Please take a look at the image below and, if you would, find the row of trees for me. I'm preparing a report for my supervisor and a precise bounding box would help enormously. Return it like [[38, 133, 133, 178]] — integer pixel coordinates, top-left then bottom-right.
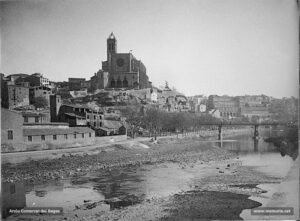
[[121, 105, 222, 139]]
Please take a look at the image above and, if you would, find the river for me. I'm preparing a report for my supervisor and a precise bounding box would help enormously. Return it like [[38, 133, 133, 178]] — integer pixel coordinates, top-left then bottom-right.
[[3, 128, 298, 220]]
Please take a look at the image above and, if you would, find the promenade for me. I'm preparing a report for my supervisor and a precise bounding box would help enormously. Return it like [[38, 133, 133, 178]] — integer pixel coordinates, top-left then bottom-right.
[[1, 128, 251, 164]]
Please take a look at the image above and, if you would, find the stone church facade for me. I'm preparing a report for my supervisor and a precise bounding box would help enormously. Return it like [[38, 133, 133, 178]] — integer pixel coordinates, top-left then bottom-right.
[[91, 33, 150, 91]]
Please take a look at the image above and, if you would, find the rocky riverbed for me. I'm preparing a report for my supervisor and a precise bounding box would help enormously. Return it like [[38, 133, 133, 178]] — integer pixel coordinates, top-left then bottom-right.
[[3, 135, 285, 221], [2, 136, 234, 184]]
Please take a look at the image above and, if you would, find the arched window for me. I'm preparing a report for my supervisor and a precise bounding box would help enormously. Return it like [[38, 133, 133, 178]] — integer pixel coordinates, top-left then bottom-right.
[[111, 78, 115, 88], [123, 77, 128, 87], [117, 77, 122, 88]]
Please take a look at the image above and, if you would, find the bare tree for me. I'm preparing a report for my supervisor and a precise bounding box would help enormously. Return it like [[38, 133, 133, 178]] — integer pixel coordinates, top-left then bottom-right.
[[121, 105, 144, 138], [34, 96, 48, 109]]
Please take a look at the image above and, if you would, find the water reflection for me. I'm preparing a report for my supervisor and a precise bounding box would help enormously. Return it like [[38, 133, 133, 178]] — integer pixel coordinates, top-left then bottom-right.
[[3, 130, 298, 219], [25, 179, 104, 213], [254, 139, 258, 152], [218, 134, 296, 178], [89, 167, 146, 199], [2, 182, 26, 219]]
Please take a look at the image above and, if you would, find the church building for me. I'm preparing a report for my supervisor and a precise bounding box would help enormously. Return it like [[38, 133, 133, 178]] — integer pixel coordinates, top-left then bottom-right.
[[91, 33, 150, 91]]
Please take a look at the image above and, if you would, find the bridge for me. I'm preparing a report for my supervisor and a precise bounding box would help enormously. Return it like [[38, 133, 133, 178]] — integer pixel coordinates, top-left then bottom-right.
[[196, 122, 292, 140]]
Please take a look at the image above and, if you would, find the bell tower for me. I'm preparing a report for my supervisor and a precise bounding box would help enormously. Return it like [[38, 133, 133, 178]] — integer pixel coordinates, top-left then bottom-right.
[[107, 32, 117, 58], [107, 32, 117, 72]]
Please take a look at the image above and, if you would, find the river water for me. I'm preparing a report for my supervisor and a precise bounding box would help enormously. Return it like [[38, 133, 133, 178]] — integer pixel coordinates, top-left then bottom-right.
[[4, 128, 298, 219]]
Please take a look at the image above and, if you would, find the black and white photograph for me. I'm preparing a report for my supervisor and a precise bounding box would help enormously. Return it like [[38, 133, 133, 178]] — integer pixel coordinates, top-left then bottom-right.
[[0, 0, 299, 220]]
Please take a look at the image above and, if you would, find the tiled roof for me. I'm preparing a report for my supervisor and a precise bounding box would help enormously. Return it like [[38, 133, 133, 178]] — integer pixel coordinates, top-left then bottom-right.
[[97, 127, 113, 132], [23, 122, 68, 126], [64, 113, 86, 118], [22, 111, 48, 117], [63, 103, 90, 109], [62, 103, 103, 112], [23, 126, 94, 136]]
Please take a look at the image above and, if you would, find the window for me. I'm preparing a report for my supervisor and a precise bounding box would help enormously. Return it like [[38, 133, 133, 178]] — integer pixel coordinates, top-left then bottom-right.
[[28, 136, 32, 142], [35, 117, 39, 123], [74, 133, 76, 139], [89, 133, 91, 137], [87, 115, 90, 119], [24, 116, 28, 122], [8, 130, 13, 140], [64, 134, 68, 139], [41, 135, 45, 141], [94, 122, 96, 127], [82, 133, 84, 138], [94, 115, 96, 120], [53, 135, 57, 140]]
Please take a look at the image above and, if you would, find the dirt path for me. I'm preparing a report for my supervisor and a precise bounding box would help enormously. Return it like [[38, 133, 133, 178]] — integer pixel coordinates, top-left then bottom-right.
[[1, 128, 251, 164]]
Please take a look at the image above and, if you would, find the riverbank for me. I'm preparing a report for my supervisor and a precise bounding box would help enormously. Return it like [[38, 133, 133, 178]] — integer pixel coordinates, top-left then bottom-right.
[[78, 160, 280, 221], [2, 128, 251, 165], [4, 129, 290, 221], [5, 157, 279, 221], [2, 136, 234, 184], [3, 133, 285, 221], [240, 156, 299, 220]]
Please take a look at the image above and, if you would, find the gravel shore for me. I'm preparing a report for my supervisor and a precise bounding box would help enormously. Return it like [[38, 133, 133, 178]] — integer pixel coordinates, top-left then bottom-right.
[[2, 136, 233, 184], [3, 133, 282, 221]]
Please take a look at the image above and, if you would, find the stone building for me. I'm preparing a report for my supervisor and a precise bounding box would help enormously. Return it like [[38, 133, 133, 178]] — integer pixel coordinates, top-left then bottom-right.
[[6, 73, 30, 85], [2, 182, 26, 218], [90, 70, 109, 92], [7, 85, 30, 108], [29, 86, 52, 106], [91, 33, 150, 91], [15, 73, 49, 88], [1, 108, 25, 152], [33, 73, 50, 87], [1, 108, 95, 152], [50, 95, 104, 128], [207, 95, 239, 118], [22, 111, 50, 123], [236, 95, 270, 119], [68, 78, 86, 91], [23, 124, 95, 151]]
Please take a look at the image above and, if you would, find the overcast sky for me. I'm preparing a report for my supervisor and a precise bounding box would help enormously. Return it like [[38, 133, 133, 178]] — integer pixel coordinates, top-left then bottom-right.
[[1, 0, 299, 98]]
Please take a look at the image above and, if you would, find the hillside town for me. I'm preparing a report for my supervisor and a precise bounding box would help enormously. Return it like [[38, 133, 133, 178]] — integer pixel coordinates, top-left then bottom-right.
[[1, 0, 300, 218], [1, 33, 298, 153]]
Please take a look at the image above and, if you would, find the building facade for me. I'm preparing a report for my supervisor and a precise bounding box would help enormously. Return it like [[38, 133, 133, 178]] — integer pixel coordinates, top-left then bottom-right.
[[7, 85, 30, 108], [14, 73, 49, 88], [68, 78, 86, 91], [100, 33, 150, 90], [1, 108, 95, 152], [90, 70, 109, 92], [22, 111, 50, 124], [1, 108, 24, 152], [2, 182, 26, 218], [29, 86, 52, 106], [207, 95, 239, 118]]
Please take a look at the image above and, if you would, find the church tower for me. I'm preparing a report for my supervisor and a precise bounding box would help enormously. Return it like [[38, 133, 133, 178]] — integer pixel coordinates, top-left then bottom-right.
[[107, 32, 117, 58], [107, 32, 117, 73]]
